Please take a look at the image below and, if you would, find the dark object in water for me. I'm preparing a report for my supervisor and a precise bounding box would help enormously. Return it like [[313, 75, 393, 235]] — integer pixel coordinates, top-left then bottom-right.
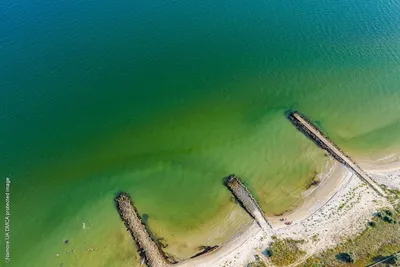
[[190, 245, 219, 258], [64, 240, 69, 244]]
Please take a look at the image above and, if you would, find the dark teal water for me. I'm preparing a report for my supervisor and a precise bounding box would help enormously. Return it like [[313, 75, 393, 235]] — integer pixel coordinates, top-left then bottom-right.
[[1, 1, 400, 266]]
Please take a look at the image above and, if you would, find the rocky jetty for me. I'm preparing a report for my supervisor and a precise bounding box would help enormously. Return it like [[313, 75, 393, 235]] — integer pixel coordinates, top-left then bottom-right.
[[225, 175, 272, 232], [115, 192, 171, 267], [287, 111, 386, 197]]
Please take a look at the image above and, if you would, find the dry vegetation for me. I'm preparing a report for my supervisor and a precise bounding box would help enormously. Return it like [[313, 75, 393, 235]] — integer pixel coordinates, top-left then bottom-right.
[[267, 237, 306, 266], [300, 206, 400, 267], [246, 261, 267, 267]]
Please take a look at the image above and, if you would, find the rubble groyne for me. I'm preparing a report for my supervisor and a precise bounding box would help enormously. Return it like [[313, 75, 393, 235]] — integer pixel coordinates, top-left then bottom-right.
[[225, 175, 273, 232], [115, 192, 172, 267], [287, 111, 386, 197]]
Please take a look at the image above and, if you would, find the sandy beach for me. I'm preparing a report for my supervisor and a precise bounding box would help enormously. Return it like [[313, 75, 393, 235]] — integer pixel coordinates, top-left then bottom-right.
[[173, 154, 400, 267]]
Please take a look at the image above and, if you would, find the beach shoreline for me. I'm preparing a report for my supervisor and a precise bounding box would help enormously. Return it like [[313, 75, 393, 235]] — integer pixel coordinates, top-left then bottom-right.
[[170, 152, 400, 267]]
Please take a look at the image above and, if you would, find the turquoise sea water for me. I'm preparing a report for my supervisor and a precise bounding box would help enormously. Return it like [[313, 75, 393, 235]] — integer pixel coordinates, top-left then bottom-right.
[[1, 0, 400, 266]]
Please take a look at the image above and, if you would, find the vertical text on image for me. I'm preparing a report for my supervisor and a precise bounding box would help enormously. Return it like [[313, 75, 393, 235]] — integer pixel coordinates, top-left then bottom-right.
[[5, 177, 11, 264]]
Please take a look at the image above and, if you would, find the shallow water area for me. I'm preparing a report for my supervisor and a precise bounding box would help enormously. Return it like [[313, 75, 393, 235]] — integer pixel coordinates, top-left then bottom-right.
[[1, 0, 400, 265]]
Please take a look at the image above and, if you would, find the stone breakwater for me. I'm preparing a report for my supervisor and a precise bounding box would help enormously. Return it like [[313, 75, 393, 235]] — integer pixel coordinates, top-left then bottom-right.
[[115, 192, 229, 267], [115, 192, 171, 267], [287, 111, 386, 197], [224, 175, 273, 232]]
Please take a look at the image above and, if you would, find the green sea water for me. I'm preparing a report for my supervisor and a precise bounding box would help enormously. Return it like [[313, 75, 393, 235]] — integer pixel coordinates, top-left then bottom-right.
[[1, 0, 400, 266]]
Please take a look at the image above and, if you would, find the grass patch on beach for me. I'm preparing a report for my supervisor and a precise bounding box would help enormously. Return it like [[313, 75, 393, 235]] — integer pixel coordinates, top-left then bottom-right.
[[267, 237, 306, 266], [246, 261, 267, 267], [301, 207, 400, 267]]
